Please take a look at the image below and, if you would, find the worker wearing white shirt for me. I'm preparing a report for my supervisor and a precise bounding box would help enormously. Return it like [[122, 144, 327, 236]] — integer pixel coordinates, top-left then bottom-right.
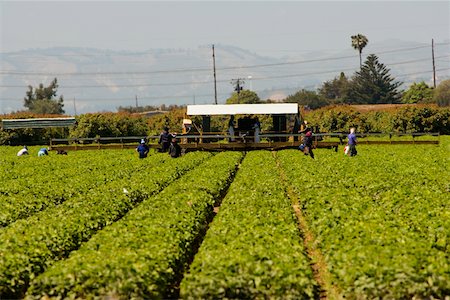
[[17, 146, 29, 156]]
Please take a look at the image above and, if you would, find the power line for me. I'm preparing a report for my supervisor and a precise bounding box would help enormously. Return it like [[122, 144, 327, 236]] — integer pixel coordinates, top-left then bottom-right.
[[1, 68, 449, 103], [395, 67, 450, 79], [1, 55, 448, 89]]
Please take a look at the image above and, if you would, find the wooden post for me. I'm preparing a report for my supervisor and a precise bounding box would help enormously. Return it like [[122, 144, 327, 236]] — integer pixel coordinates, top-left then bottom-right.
[[212, 45, 218, 105], [432, 39, 436, 88]]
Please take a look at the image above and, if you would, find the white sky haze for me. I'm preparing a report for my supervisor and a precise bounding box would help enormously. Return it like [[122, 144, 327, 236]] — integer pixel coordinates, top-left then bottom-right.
[[1, 1, 449, 55], [0, 1, 449, 113]]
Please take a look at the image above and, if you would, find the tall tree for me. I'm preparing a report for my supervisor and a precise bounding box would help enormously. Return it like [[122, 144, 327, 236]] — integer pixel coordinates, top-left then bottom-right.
[[24, 78, 65, 114], [351, 34, 369, 69], [348, 54, 402, 104], [284, 89, 329, 109], [318, 72, 351, 103]]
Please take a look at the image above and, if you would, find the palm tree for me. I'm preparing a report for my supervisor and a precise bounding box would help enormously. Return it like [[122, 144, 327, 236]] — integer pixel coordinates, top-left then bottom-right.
[[351, 34, 369, 69]]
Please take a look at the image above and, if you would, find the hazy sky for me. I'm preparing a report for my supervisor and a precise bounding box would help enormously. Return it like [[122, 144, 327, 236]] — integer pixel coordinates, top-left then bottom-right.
[[1, 1, 449, 56]]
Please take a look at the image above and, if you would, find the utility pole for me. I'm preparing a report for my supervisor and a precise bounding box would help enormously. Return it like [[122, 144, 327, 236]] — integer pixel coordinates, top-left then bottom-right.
[[73, 98, 77, 116], [230, 78, 245, 102], [432, 39, 436, 88], [212, 44, 218, 104], [231, 78, 244, 94], [135, 95, 139, 109]]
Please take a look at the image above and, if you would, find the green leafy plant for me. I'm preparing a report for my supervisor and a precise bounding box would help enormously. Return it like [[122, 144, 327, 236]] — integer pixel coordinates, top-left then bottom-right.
[[180, 151, 318, 299], [26, 152, 243, 299], [277, 144, 450, 298], [0, 150, 165, 227], [0, 151, 210, 298]]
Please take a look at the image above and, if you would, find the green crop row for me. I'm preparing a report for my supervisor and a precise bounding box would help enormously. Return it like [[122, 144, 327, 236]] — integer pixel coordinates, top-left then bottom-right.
[[0, 147, 127, 181], [25, 151, 243, 299], [0, 148, 156, 189], [0, 149, 132, 196], [277, 145, 450, 298], [0, 151, 211, 298], [0, 148, 158, 185], [180, 151, 318, 299], [0, 151, 169, 227]]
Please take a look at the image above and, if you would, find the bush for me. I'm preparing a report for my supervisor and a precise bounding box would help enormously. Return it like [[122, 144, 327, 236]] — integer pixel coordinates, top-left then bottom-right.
[[433, 79, 450, 107], [306, 105, 450, 134], [69, 112, 148, 138]]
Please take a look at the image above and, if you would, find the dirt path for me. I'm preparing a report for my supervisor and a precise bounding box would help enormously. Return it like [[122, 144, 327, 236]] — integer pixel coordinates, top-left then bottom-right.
[[273, 151, 341, 300]]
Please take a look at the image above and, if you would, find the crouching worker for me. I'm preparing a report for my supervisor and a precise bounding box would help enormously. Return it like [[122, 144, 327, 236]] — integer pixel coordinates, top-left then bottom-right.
[[38, 148, 49, 157], [169, 137, 181, 158], [136, 139, 149, 159], [302, 130, 315, 159], [299, 121, 314, 159], [17, 146, 29, 156]]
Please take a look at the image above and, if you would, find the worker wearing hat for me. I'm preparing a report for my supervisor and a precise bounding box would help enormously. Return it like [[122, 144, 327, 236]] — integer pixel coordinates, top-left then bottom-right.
[[136, 138, 149, 159]]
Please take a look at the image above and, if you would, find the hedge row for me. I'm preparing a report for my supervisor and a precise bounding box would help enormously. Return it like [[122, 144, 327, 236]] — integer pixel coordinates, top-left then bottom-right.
[[0, 151, 210, 298], [180, 151, 318, 299], [26, 151, 243, 299], [0, 150, 165, 227], [306, 105, 450, 134], [277, 146, 450, 298], [2, 105, 449, 145], [0, 112, 149, 145]]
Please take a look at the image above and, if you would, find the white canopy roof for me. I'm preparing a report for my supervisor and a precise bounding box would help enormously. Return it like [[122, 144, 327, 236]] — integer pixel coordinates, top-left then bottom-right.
[[2, 117, 76, 129], [187, 104, 298, 116]]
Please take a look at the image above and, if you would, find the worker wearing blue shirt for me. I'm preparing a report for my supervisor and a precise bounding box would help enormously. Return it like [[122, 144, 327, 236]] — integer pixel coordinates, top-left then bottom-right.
[[347, 127, 357, 156], [38, 148, 49, 156], [136, 139, 149, 159]]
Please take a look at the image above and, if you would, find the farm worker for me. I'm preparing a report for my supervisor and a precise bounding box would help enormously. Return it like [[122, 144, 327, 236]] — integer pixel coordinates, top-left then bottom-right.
[[17, 146, 29, 156], [158, 126, 172, 153], [168, 136, 182, 158], [228, 115, 236, 142], [299, 121, 315, 159], [347, 127, 358, 156], [136, 139, 150, 159], [56, 149, 68, 155], [252, 117, 261, 143], [37, 148, 49, 157]]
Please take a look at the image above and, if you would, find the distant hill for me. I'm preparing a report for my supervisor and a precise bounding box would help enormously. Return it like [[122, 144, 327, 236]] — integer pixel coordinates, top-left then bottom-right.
[[1, 40, 448, 114]]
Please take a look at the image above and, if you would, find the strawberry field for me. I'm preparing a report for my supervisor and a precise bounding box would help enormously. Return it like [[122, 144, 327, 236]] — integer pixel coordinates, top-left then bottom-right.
[[0, 140, 448, 299]]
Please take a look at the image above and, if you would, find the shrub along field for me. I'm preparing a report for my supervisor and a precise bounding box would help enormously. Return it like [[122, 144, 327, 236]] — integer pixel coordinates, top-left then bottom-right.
[[1, 105, 449, 146], [0, 139, 448, 299]]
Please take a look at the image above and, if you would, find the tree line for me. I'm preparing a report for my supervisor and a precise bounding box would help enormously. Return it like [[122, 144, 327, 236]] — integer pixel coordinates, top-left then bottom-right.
[[1, 105, 449, 146]]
